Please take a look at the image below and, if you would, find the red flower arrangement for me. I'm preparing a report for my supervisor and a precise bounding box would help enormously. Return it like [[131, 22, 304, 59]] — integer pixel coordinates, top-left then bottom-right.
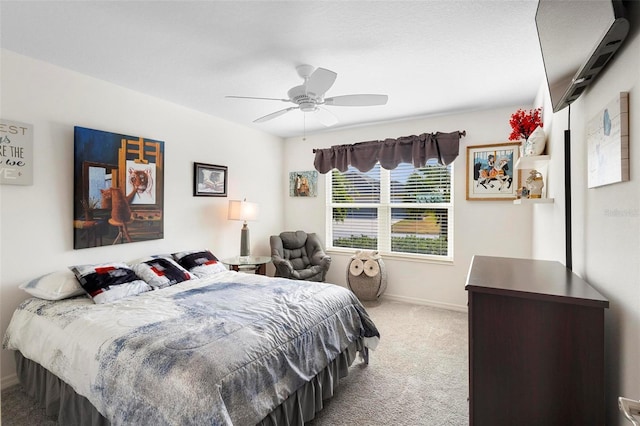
[[508, 107, 543, 141]]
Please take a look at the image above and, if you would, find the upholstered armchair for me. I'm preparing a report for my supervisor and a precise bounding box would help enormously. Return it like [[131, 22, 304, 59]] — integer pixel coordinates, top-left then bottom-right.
[[270, 231, 331, 282]]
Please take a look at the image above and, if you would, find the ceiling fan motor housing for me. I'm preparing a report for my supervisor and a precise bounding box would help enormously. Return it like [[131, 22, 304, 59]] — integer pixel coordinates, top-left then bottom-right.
[[287, 85, 318, 112]]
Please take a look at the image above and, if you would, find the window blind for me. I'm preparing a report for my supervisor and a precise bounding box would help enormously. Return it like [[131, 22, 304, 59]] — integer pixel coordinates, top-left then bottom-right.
[[329, 160, 453, 259]]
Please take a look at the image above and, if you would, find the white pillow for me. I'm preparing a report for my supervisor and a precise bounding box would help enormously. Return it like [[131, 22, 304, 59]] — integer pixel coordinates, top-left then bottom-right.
[[524, 126, 546, 156], [19, 270, 85, 301]]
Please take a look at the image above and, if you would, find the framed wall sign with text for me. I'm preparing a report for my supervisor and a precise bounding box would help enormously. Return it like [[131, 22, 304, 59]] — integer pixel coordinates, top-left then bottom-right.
[[0, 119, 33, 185]]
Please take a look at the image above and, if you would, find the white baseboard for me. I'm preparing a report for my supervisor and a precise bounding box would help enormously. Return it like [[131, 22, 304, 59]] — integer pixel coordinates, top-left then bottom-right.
[[381, 293, 468, 313], [1, 373, 19, 390]]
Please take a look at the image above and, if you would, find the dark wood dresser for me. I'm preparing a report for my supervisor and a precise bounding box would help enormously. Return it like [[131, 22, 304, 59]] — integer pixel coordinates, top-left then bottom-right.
[[466, 255, 609, 426]]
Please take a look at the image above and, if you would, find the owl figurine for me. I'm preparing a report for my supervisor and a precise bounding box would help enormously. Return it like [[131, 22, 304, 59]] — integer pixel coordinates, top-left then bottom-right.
[[346, 250, 387, 301]]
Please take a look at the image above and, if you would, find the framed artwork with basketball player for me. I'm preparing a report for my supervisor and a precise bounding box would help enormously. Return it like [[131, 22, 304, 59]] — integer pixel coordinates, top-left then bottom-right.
[[73, 127, 165, 249], [193, 162, 227, 197], [466, 142, 520, 201]]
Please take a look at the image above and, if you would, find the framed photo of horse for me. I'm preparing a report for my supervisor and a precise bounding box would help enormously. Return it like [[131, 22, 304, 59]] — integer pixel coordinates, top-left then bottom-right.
[[289, 170, 318, 197], [466, 142, 520, 201], [193, 162, 227, 197]]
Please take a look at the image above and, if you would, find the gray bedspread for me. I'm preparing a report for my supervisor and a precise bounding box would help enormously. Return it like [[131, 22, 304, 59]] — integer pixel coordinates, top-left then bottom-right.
[[3, 271, 379, 425]]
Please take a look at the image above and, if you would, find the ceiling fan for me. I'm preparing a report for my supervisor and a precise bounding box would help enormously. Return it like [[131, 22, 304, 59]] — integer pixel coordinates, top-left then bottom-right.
[[226, 64, 388, 127]]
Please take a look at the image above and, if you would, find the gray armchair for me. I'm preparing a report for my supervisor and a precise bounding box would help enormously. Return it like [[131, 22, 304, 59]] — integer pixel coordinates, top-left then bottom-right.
[[270, 231, 331, 282]]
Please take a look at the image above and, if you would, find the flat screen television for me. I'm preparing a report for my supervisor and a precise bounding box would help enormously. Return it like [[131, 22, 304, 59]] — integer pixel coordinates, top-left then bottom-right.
[[536, 0, 629, 112]]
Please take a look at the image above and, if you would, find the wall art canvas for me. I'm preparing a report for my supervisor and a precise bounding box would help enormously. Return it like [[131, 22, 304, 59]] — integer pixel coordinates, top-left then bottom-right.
[[587, 92, 629, 188], [466, 142, 520, 201], [289, 170, 318, 197], [73, 126, 164, 249], [0, 118, 33, 185]]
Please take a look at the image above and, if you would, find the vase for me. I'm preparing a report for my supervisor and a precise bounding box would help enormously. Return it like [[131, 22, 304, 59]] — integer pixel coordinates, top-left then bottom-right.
[[523, 126, 546, 156], [525, 170, 544, 198]]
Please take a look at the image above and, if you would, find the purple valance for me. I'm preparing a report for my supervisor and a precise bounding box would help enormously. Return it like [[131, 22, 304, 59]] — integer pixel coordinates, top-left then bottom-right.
[[313, 131, 465, 173]]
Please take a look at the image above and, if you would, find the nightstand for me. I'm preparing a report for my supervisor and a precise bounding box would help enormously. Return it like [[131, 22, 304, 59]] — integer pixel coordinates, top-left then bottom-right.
[[221, 256, 271, 275]]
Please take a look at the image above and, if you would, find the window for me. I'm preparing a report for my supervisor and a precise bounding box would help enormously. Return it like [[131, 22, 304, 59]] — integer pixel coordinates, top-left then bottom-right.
[[327, 160, 453, 261]]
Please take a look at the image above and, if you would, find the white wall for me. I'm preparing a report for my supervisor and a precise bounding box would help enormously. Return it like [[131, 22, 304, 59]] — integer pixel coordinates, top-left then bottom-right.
[[0, 49, 284, 388], [282, 107, 534, 310], [532, 3, 640, 424]]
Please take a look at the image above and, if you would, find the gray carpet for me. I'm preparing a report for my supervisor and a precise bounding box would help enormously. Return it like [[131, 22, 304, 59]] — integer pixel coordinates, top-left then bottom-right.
[[1, 300, 468, 425]]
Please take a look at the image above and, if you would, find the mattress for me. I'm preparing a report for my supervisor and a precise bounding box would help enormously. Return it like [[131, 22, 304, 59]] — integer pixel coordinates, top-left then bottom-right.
[[3, 271, 379, 425]]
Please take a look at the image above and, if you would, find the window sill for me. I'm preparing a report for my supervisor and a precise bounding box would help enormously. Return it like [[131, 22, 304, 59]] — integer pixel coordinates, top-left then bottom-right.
[[326, 247, 454, 265]]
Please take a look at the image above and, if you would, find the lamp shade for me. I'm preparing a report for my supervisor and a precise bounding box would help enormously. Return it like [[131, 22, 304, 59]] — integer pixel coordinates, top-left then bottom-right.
[[228, 200, 258, 222]]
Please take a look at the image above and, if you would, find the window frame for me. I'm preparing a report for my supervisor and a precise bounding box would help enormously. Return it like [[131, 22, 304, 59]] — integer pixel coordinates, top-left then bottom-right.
[[325, 162, 454, 263]]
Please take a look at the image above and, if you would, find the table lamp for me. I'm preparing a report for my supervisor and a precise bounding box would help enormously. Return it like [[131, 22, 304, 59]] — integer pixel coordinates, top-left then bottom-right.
[[227, 199, 258, 257]]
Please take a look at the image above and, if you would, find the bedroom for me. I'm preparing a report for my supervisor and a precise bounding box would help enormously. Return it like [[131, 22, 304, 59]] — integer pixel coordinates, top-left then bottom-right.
[[1, 1, 639, 425]]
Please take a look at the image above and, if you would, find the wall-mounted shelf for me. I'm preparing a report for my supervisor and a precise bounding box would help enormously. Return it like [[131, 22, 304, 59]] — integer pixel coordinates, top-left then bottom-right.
[[515, 155, 550, 170], [513, 198, 554, 205], [515, 155, 551, 199]]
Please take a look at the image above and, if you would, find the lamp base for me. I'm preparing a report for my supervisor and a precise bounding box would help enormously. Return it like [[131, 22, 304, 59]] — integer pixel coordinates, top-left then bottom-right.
[[240, 223, 250, 257]]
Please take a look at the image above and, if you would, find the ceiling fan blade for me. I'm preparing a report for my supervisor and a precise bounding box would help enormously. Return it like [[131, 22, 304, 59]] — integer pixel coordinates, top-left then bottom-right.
[[314, 107, 339, 127], [305, 67, 337, 98], [324, 94, 388, 107], [253, 107, 298, 123], [226, 95, 290, 102]]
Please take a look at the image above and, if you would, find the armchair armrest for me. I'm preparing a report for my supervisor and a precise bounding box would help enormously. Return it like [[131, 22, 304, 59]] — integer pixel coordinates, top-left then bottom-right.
[[310, 251, 331, 268], [271, 254, 295, 277], [307, 233, 331, 268]]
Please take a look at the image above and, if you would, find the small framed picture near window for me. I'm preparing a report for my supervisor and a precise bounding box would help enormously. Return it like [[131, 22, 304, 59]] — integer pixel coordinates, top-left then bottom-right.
[[289, 170, 318, 197], [466, 142, 520, 201], [193, 162, 227, 197]]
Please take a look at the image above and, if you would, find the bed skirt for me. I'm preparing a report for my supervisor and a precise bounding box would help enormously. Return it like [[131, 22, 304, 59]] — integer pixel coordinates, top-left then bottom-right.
[[14, 339, 365, 425]]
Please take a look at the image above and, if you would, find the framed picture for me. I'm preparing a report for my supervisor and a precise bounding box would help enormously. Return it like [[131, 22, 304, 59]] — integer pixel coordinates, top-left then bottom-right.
[[289, 170, 318, 197], [193, 162, 227, 197], [466, 142, 520, 201]]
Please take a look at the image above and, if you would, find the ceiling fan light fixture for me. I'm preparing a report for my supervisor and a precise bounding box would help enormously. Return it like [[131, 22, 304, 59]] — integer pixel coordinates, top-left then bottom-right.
[[299, 102, 317, 112]]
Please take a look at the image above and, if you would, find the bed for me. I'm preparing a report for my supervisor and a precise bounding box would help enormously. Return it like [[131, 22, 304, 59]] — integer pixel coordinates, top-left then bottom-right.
[[2, 251, 380, 425]]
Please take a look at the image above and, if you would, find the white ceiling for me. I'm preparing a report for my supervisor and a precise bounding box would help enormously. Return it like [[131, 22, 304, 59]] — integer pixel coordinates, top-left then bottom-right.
[[0, 0, 545, 138]]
